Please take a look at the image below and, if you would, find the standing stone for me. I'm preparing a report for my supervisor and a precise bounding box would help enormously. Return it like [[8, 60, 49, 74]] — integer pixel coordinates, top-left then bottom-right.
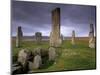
[[50, 8, 61, 47], [71, 30, 75, 45], [89, 24, 95, 48], [35, 32, 42, 44], [60, 34, 63, 44], [48, 47, 56, 61], [16, 26, 23, 47], [33, 54, 42, 69]]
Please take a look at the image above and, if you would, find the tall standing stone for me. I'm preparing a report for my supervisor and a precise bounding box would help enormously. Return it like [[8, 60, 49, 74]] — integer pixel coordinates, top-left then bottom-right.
[[16, 26, 23, 47], [89, 24, 95, 48], [50, 8, 61, 47], [35, 32, 42, 44], [71, 30, 75, 45]]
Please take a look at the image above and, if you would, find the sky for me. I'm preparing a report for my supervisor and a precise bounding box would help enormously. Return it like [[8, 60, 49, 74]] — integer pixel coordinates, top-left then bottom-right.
[[11, 0, 96, 37]]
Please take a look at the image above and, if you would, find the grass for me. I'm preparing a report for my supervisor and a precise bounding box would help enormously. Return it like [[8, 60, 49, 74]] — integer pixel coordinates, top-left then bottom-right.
[[12, 39, 96, 73]]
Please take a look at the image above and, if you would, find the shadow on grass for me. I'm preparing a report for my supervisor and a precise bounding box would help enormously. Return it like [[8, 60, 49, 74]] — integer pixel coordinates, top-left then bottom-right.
[[41, 61, 54, 69], [40, 55, 54, 69]]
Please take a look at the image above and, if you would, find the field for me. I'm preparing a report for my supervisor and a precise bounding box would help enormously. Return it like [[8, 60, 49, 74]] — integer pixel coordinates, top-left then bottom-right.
[[12, 38, 96, 73]]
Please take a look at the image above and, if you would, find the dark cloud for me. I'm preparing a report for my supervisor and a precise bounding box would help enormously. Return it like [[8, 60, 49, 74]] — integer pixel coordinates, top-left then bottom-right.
[[11, 1, 96, 37]]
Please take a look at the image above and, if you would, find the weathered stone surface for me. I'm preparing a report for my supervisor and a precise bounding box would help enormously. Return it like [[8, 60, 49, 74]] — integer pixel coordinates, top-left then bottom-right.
[[16, 26, 23, 47], [33, 54, 42, 69], [89, 24, 95, 48], [50, 32, 53, 46], [89, 36, 95, 48], [18, 49, 28, 67], [89, 41, 95, 48], [48, 47, 56, 61], [50, 8, 61, 47], [35, 32, 42, 44], [71, 30, 75, 45], [57, 38, 62, 47], [17, 49, 34, 72], [33, 47, 41, 56]]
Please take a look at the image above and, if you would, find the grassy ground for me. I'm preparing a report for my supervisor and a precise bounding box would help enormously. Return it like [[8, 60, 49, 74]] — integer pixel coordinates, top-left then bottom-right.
[[12, 39, 96, 73]]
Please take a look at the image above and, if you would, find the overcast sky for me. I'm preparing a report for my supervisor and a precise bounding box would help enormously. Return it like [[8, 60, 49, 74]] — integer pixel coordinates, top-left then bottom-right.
[[11, 1, 96, 37]]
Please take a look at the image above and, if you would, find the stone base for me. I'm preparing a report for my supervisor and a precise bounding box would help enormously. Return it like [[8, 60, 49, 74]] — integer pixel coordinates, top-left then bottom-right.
[[50, 38, 62, 47], [55, 38, 62, 47], [89, 43, 95, 48]]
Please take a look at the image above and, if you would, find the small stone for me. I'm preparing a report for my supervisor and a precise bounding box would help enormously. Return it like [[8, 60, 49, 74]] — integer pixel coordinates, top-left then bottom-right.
[[48, 47, 56, 61], [33, 54, 42, 69], [17, 49, 29, 72], [18, 49, 28, 65]]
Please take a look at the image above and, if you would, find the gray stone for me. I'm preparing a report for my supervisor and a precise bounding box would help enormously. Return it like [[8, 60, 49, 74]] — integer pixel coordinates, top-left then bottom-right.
[[33, 54, 42, 69], [17, 49, 34, 71], [50, 32, 53, 46], [18, 49, 28, 72], [16, 26, 23, 47], [50, 8, 61, 47], [89, 24, 95, 48], [33, 47, 41, 56], [35, 32, 42, 44], [48, 47, 56, 61], [57, 38, 62, 47], [17, 49, 29, 67], [71, 30, 75, 45]]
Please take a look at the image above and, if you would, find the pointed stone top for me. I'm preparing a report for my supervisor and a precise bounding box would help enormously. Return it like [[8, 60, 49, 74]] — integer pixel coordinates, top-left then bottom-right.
[[18, 26, 21, 29], [90, 23, 94, 27], [72, 30, 75, 33], [56, 8, 60, 10], [52, 7, 60, 12]]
